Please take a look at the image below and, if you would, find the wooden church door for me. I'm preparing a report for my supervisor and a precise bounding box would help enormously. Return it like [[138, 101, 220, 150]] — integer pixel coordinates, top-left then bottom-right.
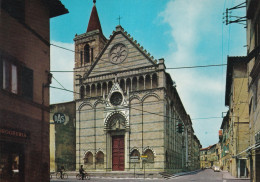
[[112, 135, 124, 171]]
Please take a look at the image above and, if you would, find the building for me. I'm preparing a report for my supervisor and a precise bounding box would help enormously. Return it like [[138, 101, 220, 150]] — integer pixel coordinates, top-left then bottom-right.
[[246, 0, 260, 181], [200, 144, 218, 169], [186, 118, 201, 171], [225, 56, 250, 178], [73, 1, 200, 174], [50, 101, 76, 172], [0, 1, 67, 181], [200, 147, 209, 169], [219, 113, 231, 171]]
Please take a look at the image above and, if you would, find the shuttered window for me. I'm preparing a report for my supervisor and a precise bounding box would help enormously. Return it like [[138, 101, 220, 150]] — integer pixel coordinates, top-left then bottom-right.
[[0, 58, 33, 100], [21, 66, 33, 100]]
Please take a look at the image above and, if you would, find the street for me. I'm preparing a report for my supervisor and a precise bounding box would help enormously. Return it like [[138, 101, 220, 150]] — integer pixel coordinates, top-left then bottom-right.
[[50, 169, 250, 182]]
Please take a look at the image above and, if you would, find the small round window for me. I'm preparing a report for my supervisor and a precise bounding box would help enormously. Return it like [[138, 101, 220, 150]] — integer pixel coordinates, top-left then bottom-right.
[[110, 92, 123, 106]]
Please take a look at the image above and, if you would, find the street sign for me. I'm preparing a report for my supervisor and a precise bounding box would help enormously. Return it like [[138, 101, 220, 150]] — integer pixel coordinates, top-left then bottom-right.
[[141, 155, 148, 161], [53, 113, 66, 124], [130, 156, 139, 162]]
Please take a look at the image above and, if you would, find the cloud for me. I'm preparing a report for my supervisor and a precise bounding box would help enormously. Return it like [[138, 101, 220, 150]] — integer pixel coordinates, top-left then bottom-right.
[[160, 0, 227, 147], [50, 41, 74, 104]]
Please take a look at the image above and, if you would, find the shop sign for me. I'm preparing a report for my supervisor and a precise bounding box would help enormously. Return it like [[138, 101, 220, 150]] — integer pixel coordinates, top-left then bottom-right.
[[53, 112, 66, 124], [255, 131, 260, 144], [0, 127, 29, 139]]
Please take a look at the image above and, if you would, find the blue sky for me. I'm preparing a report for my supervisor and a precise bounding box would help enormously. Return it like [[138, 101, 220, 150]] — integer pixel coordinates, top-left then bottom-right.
[[50, 0, 246, 148]]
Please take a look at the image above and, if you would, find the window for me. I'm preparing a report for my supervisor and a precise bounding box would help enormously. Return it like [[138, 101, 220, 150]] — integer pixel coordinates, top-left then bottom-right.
[[144, 149, 154, 163], [84, 44, 90, 64], [84, 152, 93, 164], [1, 0, 25, 22], [1, 58, 33, 100], [130, 149, 140, 162], [80, 86, 85, 99], [80, 51, 83, 66], [96, 151, 104, 164], [91, 48, 94, 62], [2, 60, 18, 94]]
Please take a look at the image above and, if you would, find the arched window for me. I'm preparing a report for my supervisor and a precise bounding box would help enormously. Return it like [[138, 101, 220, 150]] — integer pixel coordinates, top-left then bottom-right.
[[130, 149, 140, 159], [126, 78, 131, 92], [145, 75, 151, 89], [96, 151, 104, 164], [84, 152, 93, 164], [91, 84, 96, 97], [132, 77, 137, 91], [80, 51, 83, 66], [84, 44, 90, 64], [102, 82, 107, 96], [139, 76, 144, 90], [144, 149, 154, 163], [120, 79, 125, 92], [80, 86, 85, 99], [152, 73, 158, 88], [86, 85, 90, 97], [97, 83, 101, 96]]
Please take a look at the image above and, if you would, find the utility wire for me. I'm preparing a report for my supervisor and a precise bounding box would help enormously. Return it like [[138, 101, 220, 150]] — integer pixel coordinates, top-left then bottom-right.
[[52, 75, 67, 90], [50, 85, 223, 122], [50, 64, 227, 73]]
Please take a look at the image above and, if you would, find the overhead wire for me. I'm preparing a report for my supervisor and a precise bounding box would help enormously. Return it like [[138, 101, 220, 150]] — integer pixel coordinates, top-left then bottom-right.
[[50, 63, 227, 73], [50, 85, 223, 122], [50, 40, 226, 122], [50, 43, 227, 74]]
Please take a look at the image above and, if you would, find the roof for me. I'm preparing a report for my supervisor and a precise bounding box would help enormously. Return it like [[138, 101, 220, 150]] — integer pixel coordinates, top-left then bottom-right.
[[200, 144, 216, 151], [87, 4, 103, 34], [225, 56, 248, 106], [85, 25, 157, 78], [43, 0, 68, 18]]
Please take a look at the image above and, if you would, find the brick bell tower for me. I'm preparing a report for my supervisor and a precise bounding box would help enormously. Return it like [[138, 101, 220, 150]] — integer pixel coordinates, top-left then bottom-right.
[[73, 0, 107, 99]]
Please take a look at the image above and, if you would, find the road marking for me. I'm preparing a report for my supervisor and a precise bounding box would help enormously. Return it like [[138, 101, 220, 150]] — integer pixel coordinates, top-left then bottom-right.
[[223, 180, 226, 182]]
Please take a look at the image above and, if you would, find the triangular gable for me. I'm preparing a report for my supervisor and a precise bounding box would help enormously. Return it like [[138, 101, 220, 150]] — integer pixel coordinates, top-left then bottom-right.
[[86, 26, 157, 78], [105, 81, 127, 107]]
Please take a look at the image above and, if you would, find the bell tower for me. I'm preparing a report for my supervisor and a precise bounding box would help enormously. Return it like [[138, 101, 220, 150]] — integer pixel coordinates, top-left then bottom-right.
[[74, 0, 107, 69]]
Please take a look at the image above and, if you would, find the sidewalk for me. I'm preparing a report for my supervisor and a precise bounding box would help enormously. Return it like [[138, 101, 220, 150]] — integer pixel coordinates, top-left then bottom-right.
[[222, 171, 250, 180]]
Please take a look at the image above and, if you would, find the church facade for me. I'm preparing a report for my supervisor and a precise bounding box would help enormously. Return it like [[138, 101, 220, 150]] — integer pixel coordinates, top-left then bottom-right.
[[73, 2, 200, 173]]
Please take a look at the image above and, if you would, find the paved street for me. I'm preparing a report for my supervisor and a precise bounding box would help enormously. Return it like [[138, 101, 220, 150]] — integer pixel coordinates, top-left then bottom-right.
[[50, 169, 250, 182]]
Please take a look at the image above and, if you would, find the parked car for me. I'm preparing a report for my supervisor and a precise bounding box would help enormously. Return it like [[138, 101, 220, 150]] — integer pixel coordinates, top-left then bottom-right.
[[213, 166, 220, 172]]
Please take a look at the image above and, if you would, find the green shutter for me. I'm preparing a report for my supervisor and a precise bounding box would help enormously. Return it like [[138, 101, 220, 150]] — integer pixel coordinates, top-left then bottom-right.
[[21, 66, 33, 100]]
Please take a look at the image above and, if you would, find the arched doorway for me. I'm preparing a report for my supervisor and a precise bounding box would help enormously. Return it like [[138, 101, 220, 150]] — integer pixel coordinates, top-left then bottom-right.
[[106, 113, 127, 171]]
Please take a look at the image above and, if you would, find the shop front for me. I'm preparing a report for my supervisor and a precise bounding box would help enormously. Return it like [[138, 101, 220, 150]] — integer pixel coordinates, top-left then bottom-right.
[[0, 128, 29, 182]]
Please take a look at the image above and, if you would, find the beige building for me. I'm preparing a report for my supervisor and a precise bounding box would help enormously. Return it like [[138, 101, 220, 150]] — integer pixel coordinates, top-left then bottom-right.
[[219, 113, 231, 171], [246, 0, 260, 181], [73, 2, 200, 174], [225, 56, 250, 178], [200, 144, 218, 169]]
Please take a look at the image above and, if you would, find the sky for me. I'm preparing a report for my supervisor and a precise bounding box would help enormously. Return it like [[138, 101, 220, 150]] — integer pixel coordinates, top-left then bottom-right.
[[50, 0, 246, 148]]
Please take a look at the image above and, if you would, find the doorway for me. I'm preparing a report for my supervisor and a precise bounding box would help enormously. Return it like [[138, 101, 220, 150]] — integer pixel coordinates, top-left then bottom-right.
[[112, 135, 124, 171]]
